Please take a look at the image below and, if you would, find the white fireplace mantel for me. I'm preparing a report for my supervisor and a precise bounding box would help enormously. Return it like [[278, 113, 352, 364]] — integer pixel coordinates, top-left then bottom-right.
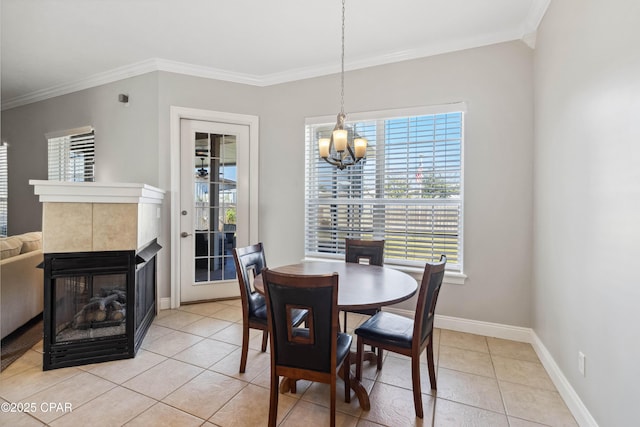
[[30, 180, 165, 253], [29, 180, 165, 204]]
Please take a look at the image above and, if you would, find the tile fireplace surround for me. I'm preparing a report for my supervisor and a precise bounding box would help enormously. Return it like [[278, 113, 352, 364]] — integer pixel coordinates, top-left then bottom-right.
[[30, 180, 165, 370], [30, 180, 164, 254]]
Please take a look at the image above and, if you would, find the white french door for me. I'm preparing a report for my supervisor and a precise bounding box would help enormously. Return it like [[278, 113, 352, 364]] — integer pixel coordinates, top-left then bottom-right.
[[179, 119, 250, 303]]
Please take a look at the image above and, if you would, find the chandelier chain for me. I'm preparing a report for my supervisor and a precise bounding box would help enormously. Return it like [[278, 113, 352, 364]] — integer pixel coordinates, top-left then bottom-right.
[[340, 0, 345, 115], [318, 0, 366, 170]]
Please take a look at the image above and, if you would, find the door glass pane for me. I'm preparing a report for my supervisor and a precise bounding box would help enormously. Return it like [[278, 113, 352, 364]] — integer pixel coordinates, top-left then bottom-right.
[[193, 133, 237, 283]]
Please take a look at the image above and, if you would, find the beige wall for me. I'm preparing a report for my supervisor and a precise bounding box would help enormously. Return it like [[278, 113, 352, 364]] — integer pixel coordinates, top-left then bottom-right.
[[533, 0, 640, 425], [156, 73, 264, 302], [1, 72, 160, 235], [2, 40, 534, 328], [260, 41, 534, 326]]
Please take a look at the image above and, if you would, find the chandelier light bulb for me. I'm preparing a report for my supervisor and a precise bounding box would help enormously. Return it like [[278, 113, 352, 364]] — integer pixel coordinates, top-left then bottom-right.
[[319, 138, 331, 158], [333, 129, 348, 152]]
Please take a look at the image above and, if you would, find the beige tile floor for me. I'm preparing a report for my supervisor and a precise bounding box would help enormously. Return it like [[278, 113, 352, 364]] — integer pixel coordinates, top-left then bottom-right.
[[0, 299, 578, 426]]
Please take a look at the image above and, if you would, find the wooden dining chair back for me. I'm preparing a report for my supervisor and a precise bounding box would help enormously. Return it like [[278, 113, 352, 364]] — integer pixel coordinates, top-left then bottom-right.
[[232, 243, 306, 373], [355, 255, 446, 418], [343, 238, 385, 333], [262, 268, 351, 427], [345, 238, 385, 266]]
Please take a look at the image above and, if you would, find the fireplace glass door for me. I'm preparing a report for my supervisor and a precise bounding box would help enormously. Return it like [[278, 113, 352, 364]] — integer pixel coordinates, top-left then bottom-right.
[[43, 249, 157, 370], [53, 273, 127, 343]]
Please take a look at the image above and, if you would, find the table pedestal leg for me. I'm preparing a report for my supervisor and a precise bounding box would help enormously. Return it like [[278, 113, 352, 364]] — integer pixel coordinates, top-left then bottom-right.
[[339, 362, 370, 410], [279, 377, 296, 394], [359, 349, 378, 366], [278, 369, 370, 411]]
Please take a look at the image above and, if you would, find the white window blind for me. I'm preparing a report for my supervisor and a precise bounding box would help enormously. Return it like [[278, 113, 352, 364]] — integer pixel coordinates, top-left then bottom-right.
[[0, 143, 7, 236], [47, 128, 95, 182], [305, 107, 464, 271]]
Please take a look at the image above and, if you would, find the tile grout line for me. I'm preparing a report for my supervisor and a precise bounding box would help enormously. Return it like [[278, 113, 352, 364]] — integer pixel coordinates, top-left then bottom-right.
[[4, 305, 576, 426], [487, 335, 513, 425]]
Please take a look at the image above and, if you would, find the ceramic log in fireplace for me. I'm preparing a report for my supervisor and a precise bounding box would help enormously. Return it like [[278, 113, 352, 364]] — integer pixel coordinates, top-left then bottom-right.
[[42, 242, 160, 370]]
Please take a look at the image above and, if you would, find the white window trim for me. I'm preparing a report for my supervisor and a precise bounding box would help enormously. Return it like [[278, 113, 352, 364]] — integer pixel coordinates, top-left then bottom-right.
[[45, 125, 93, 141], [305, 102, 467, 126], [305, 102, 467, 284], [169, 106, 260, 309]]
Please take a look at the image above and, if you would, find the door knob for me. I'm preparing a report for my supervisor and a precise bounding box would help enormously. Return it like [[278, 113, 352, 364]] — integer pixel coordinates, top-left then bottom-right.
[[181, 231, 192, 238]]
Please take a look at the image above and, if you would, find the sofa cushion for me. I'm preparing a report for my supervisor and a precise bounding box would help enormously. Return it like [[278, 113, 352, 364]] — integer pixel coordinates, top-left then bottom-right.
[[17, 232, 43, 254], [0, 236, 23, 260]]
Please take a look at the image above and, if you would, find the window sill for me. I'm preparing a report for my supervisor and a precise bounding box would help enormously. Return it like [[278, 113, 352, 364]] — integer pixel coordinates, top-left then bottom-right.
[[301, 256, 467, 285]]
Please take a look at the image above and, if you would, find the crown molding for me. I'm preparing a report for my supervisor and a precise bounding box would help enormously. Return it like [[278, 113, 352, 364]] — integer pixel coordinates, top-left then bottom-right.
[[1, 59, 160, 111], [2, 0, 551, 111], [0, 30, 522, 112], [1, 30, 526, 111], [520, 0, 552, 48], [524, 0, 552, 35], [154, 59, 264, 86]]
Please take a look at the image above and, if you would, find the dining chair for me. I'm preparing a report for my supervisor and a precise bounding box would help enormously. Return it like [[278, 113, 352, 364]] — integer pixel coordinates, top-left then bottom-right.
[[232, 243, 306, 373], [343, 238, 385, 333], [262, 267, 351, 427], [354, 255, 446, 418]]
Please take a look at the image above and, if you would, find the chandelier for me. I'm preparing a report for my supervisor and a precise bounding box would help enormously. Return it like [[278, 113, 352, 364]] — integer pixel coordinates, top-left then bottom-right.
[[318, 0, 367, 170]]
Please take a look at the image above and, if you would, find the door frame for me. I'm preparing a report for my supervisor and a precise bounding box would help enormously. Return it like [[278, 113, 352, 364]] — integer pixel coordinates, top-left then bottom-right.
[[170, 106, 259, 308]]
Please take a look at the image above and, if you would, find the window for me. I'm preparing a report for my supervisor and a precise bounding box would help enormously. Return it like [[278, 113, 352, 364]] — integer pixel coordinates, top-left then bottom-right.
[[0, 142, 7, 236], [47, 127, 95, 182], [305, 104, 464, 273]]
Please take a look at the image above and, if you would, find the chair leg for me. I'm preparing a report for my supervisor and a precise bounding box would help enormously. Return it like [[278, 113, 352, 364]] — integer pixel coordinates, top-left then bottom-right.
[[343, 355, 351, 403], [330, 377, 337, 427], [261, 330, 269, 352], [268, 373, 279, 427], [411, 354, 424, 418], [356, 336, 364, 381], [343, 311, 348, 333], [239, 324, 250, 373], [426, 338, 437, 390], [377, 347, 384, 370]]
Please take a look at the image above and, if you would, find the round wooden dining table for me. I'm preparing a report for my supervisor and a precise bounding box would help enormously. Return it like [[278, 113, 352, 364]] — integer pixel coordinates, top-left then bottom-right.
[[253, 261, 417, 310], [253, 260, 418, 410]]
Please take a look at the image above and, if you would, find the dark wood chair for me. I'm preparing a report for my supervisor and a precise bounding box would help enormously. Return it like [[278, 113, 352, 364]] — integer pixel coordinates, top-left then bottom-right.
[[262, 268, 351, 427], [355, 255, 446, 418], [342, 238, 385, 333], [232, 243, 306, 373]]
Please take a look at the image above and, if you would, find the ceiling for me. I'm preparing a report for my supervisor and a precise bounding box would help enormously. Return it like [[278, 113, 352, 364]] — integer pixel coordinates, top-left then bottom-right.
[[1, 0, 550, 110]]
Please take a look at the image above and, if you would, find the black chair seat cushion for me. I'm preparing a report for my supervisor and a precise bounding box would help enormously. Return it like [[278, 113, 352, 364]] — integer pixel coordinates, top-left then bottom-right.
[[250, 304, 268, 325], [289, 328, 352, 368], [252, 304, 307, 328], [355, 311, 424, 349], [336, 332, 353, 365], [248, 293, 266, 316]]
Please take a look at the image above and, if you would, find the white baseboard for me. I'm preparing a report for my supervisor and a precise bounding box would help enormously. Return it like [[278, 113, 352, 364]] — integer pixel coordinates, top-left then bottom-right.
[[159, 297, 171, 310], [382, 307, 598, 427], [530, 333, 599, 427], [382, 308, 532, 342], [434, 314, 532, 342]]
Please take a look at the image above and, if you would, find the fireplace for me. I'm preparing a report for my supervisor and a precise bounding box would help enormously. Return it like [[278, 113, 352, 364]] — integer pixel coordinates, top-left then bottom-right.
[[42, 242, 160, 370], [30, 180, 165, 370]]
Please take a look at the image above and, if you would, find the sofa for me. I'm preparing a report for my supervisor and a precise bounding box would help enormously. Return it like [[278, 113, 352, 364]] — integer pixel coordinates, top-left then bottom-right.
[[0, 232, 44, 340]]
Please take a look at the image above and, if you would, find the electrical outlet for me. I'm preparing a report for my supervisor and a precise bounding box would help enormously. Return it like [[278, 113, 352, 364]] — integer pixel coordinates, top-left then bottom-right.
[[578, 351, 586, 376]]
